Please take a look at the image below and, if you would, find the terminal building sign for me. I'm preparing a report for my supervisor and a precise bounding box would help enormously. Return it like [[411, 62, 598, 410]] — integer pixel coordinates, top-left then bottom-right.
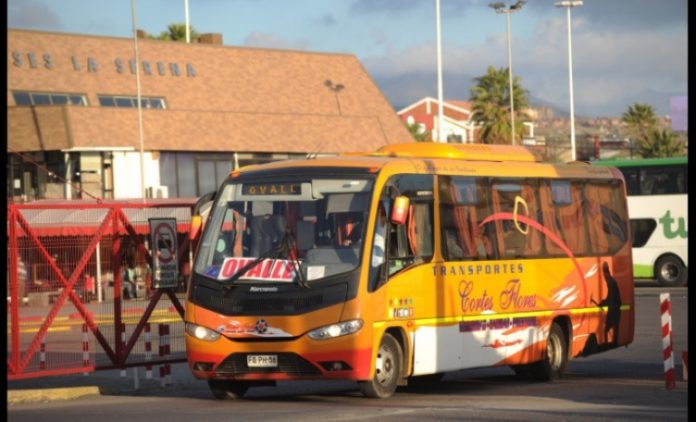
[[11, 51, 196, 77]]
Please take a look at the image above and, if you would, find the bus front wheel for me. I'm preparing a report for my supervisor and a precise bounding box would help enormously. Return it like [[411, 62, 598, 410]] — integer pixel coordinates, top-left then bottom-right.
[[208, 379, 248, 400], [656, 255, 687, 287], [359, 333, 402, 398]]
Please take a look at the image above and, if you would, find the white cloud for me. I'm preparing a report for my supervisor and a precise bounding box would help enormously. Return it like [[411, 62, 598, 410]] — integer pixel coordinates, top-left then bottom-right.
[[363, 15, 687, 116], [9, 0, 62, 29]]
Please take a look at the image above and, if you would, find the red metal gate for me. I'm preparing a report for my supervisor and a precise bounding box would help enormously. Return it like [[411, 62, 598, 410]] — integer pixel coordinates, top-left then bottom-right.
[[7, 199, 198, 380]]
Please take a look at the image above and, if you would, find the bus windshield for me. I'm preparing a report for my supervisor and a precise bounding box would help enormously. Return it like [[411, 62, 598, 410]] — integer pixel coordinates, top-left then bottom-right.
[[194, 177, 374, 284]]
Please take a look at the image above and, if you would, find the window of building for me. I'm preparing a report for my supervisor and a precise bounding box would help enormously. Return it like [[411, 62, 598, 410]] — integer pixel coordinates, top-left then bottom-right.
[[96, 95, 167, 109], [12, 91, 87, 106]]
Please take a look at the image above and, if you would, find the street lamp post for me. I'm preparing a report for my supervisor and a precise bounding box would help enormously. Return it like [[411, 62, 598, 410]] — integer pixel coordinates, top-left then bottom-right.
[[435, 0, 445, 143], [555, 0, 583, 162], [490, 1, 525, 146], [130, 0, 146, 200], [324, 80, 345, 115]]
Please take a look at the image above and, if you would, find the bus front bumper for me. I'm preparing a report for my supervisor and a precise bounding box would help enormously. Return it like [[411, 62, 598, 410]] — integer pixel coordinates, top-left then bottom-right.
[[186, 332, 373, 381]]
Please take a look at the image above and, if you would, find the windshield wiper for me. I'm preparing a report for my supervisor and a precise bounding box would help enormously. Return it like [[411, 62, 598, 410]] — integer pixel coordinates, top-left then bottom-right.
[[220, 242, 283, 290], [220, 227, 309, 289]]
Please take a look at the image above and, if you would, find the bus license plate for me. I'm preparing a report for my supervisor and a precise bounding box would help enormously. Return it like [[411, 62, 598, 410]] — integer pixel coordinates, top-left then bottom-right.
[[247, 355, 278, 368]]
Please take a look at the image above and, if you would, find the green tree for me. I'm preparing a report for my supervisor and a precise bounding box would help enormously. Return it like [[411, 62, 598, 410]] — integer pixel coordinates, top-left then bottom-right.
[[405, 122, 429, 142], [470, 66, 530, 145], [146, 24, 200, 42], [637, 128, 685, 158], [621, 102, 657, 142]]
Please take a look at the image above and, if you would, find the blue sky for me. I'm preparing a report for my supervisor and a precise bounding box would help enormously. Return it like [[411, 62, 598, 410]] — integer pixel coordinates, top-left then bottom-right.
[[8, 0, 688, 117]]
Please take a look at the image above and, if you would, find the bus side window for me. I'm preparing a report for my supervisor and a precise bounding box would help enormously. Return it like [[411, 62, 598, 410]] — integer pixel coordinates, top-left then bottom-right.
[[490, 180, 542, 259], [438, 176, 495, 261], [540, 181, 588, 257]]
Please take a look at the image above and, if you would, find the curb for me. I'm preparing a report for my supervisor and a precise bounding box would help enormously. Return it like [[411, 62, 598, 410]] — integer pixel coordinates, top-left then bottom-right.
[[8, 386, 102, 405]]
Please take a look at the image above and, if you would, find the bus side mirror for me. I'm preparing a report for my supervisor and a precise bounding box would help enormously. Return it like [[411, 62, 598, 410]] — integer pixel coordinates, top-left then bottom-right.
[[190, 215, 203, 240], [390, 195, 410, 225], [191, 190, 217, 240]]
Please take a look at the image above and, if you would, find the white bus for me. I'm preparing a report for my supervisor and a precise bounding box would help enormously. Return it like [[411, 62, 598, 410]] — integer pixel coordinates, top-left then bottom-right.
[[595, 157, 687, 286]]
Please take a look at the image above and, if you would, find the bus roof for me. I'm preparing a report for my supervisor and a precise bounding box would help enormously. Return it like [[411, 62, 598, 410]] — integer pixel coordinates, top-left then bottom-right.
[[593, 156, 688, 167], [230, 143, 619, 180], [365, 143, 544, 162]]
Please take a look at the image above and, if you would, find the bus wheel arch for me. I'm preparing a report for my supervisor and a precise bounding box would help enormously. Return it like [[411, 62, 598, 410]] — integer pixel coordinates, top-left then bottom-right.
[[385, 327, 411, 380], [513, 319, 569, 381], [540, 320, 570, 380], [655, 254, 687, 286], [359, 331, 404, 398]]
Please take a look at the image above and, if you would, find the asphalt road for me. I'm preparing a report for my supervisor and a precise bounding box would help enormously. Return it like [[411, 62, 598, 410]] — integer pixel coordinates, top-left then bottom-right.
[[8, 284, 689, 421]]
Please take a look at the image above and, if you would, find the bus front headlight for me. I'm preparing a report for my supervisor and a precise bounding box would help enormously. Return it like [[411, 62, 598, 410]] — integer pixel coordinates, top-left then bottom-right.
[[308, 320, 363, 340], [185, 322, 221, 342]]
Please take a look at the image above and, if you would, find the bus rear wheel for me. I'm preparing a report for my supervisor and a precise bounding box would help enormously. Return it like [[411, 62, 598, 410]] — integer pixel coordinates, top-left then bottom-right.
[[208, 379, 249, 400], [359, 333, 402, 398], [513, 323, 567, 381], [656, 255, 687, 287]]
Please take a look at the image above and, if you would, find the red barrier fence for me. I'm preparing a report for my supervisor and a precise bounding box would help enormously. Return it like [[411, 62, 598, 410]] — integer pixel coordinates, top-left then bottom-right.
[[7, 199, 198, 380]]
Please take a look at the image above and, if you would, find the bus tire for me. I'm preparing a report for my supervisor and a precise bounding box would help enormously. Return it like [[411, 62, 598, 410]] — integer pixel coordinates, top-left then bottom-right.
[[359, 333, 402, 398], [655, 255, 687, 287], [208, 379, 248, 400], [527, 323, 568, 381]]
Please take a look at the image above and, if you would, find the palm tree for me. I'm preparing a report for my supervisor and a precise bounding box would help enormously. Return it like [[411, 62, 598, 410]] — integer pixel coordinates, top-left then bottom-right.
[[405, 122, 429, 142], [146, 24, 200, 42], [637, 128, 685, 158], [621, 103, 657, 142], [470, 66, 529, 145]]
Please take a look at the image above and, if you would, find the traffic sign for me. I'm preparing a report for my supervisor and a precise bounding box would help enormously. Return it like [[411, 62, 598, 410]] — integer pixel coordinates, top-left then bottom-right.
[[149, 218, 179, 289]]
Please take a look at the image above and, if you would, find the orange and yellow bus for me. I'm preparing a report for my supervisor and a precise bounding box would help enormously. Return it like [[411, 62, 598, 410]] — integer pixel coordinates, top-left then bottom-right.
[[184, 142, 634, 399]]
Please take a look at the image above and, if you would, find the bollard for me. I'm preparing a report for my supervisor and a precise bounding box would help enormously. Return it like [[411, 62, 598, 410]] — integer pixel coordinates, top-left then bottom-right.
[[82, 323, 90, 376], [40, 336, 46, 370], [660, 293, 676, 389], [683, 350, 688, 381], [145, 322, 152, 380], [164, 324, 172, 386], [120, 323, 127, 377], [159, 324, 166, 387]]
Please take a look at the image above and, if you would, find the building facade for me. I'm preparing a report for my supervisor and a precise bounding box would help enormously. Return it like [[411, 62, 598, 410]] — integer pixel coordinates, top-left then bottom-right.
[[7, 29, 411, 201], [397, 97, 479, 143]]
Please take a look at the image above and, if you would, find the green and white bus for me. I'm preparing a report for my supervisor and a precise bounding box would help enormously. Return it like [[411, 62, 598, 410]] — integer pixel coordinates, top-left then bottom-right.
[[594, 157, 688, 286]]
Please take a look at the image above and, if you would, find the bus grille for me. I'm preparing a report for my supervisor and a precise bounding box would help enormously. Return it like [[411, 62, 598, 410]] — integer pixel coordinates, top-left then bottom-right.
[[210, 295, 324, 314], [216, 353, 322, 376], [191, 282, 349, 316]]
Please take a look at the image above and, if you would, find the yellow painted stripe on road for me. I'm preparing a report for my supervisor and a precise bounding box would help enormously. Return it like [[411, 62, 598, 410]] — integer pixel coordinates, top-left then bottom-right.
[[11, 326, 72, 334]]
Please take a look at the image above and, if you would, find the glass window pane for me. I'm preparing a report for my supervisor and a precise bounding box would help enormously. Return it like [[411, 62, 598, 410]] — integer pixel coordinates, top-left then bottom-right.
[[13, 92, 31, 105], [70, 95, 85, 106], [115, 97, 133, 107], [197, 160, 217, 195], [159, 152, 178, 198], [51, 95, 68, 105], [151, 99, 165, 109], [177, 154, 196, 197], [215, 161, 232, 187], [98, 96, 115, 107], [32, 94, 51, 105], [631, 218, 657, 248]]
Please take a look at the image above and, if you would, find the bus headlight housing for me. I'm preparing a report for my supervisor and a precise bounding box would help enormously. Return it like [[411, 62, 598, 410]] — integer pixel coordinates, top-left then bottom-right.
[[308, 320, 363, 340], [185, 322, 221, 342]]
